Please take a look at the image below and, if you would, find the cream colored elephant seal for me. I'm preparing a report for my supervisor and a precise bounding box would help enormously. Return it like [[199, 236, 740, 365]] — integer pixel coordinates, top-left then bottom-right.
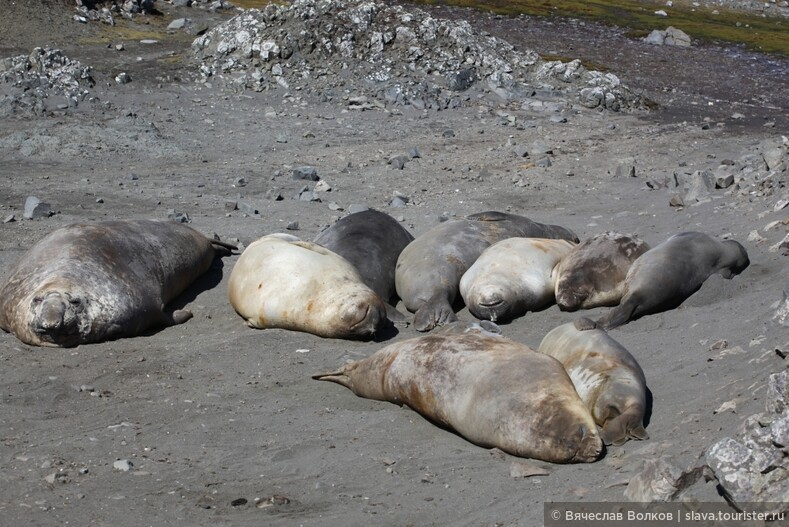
[[538, 317, 649, 446], [460, 237, 575, 322], [313, 332, 602, 463], [228, 234, 388, 339]]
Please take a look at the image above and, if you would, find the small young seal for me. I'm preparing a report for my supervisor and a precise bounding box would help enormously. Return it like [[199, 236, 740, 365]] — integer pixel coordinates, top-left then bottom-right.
[[538, 317, 649, 446], [227, 234, 388, 339], [313, 209, 414, 306], [554, 232, 650, 311], [313, 332, 602, 463], [596, 231, 750, 330], [0, 219, 235, 347], [395, 211, 578, 332], [460, 237, 575, 322]]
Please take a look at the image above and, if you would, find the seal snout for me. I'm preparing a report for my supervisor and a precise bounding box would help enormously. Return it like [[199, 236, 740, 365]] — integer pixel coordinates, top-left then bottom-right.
[[31, 291, 81, 339], [469, 287, 508, 321], [346, 297, 387, 337], [572, 424, 604, 463]]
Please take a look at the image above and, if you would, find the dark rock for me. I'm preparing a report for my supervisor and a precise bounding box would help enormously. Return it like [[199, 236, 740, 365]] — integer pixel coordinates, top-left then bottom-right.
[[293, 166, 319, 181], [24, 196, 51, 219]]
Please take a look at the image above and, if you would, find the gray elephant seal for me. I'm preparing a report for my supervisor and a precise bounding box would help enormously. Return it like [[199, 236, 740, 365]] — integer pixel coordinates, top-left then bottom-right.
[[0, 219, 234, 347], [596, 231, 750, 330], [314, 209, 414, 307], [554, 232, 650, 312], [228, 234, 388, 339], [395, 211, 579, 332], [314, 332, 602, 463], [460, 237, 575, 322], [538, 317, 649, 446]]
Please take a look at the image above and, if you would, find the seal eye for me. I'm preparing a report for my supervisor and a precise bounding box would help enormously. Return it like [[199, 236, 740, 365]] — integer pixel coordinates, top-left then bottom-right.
[[32, 296, 43, 305], [69, 298, 82, 306]]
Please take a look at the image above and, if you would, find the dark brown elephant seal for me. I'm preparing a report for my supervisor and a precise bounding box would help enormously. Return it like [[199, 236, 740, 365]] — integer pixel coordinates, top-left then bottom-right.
[[314, 209, 414, 308], [395, 211, 579, 332], [538, 317, 649, 446], [0, 219, 234, 347], [228, 234, 388, 339], [596, 231, 750, 330], [554, 232, 650, 311], [313, 332, 602, 463]]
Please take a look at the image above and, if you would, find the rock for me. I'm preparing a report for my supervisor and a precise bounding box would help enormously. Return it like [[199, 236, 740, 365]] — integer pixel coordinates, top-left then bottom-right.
[[115, 72, 132, 84], [446, 68, 475, 91], [409, 147, 421, 159], [766, 371, 789, 415], [286, 221, 299, 231], [23, 196, 51, 219], [442, 129, 455, 138], [234, 177, 247, 187], [327, 202, 343, 211], [615, 158, 636, 178], [113, 459, 133, 471], [769, 233, 789, 254], [389, 155, 409, 170], [513, 146, 529, 158], [774, 289, 789, 328], [237, 202, 259, 215], [389, 196, 408, 208], [298, 190, 321, 202], [347, 204, 368, 214], [314, 180, 332, 192], [715, 173, 734, 189], [265, 189, 283, 201], [292, 166, 319, 181], [167, 210, 191, 223], [775, 198, 789, 212], [669, 194, 685, 208], [644, 29, 665, 46], [624, 457, 705, 502], [3, 214, 16, 223], [168, 18, 187, 30], [684, 169, 715, 203], [664, 27, 691, 47], [654, 9, 668, 16]]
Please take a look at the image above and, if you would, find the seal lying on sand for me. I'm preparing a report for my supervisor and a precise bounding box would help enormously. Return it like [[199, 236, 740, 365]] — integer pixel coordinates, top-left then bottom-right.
[[395, 211, 578, 332], [314, 209, 413, 307], [228, 234, 388, 339], [538, 317, 649, 446], [313, 332, 602, 463], [0, 219, 235, 347], [554, 232, 650, 311], [596, 232, 750, 330], [460, 237, 575, 322]]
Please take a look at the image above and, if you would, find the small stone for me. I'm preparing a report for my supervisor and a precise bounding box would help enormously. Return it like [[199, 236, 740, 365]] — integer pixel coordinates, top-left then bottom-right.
[[224, 200, 238, 212], [347, 204, 368, 214], [265, 189, 283, 201], [536, 157, 552, 168], [115, 72, 132, 85], [615, 158, 636, 178], [167, 210, 190, 223], [237, 202, 259, 215], [389, 196, 408, 208], [298, 190, 321, 202], [314, 180, 332, 192], [230, 498, 247, 507], [389, 155, 408, 170], [409, 147, 421, 159], [167, 18, 187, 30], [715, 173, 734, 189], [442, 129, 455, 138], [292, 166, 319, 181], [140, 39, 159, 45], [113, 459, 133, 472], [669, 194, 685, 208], [513, 146, 528, 158], [234, 177, 247, 187], [3, 214, 15, 223], [774, 199, 789, 212], [115, 43, 125, 51], [24, 196, 51, 219], [286, 221, 299, 231], [328, 202, 343, 211], [96, 198, 104, 204]]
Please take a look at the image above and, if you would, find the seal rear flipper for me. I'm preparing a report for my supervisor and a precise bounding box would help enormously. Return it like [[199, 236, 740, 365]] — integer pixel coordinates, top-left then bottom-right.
[[210, 238, 238, 256], [312, 370, 354, 391], [596, 300, 638, 330]]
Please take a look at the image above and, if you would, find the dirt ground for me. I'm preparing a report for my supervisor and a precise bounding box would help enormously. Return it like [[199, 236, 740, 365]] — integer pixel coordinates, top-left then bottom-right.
[[0, 2, 787, 526]]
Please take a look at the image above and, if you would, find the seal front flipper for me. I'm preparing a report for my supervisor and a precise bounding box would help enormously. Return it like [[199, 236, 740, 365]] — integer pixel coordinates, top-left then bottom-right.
[[573, 317, 597, 331], [384, 304, 410, 326], [164, 308, 193, 326], [466, 211, 510, 222], [601, 414, 649, 446], [413, 294, 458, 332]]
